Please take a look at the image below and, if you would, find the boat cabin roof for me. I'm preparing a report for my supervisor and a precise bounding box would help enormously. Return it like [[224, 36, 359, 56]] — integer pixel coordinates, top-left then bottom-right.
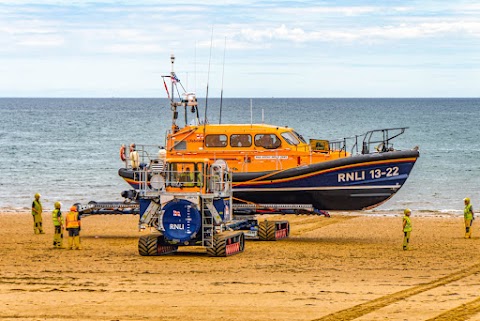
[[168, 123, 309, 151]]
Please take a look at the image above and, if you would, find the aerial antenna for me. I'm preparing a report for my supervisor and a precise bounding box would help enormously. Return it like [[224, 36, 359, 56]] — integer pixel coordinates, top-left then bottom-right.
[[169, 53, 179, 133], [250, 99, 253, 127], [203, 26, 214, 143], [219, 36, 226, 124], [194, 41, 197, 93]]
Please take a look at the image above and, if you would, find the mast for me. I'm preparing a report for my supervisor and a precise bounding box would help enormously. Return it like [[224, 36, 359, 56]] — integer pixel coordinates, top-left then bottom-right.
[[219, 36, 226, 124], [170, 53, 178, 133], [203, 27, 214, 146]]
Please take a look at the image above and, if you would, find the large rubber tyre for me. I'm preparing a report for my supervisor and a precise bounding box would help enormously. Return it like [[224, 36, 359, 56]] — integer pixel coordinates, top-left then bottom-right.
[[207, 234, 227, 257], [258, 220, 276, 241], [238, 233, 245, 253], [138, 234, 158, 256]]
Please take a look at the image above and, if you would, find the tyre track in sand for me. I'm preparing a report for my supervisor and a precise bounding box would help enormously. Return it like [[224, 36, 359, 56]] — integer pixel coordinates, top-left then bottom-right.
[[288, 215, 358, 236], [312, 262, 480, 321], [425, 296, 480, 321]]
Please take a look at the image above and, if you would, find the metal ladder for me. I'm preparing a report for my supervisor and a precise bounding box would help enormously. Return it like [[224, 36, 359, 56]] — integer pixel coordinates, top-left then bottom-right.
[[201, 197, 214, 248]]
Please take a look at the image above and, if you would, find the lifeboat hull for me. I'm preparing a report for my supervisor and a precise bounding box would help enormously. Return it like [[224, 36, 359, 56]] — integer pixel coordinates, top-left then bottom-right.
[[118, 150, 419, 210]]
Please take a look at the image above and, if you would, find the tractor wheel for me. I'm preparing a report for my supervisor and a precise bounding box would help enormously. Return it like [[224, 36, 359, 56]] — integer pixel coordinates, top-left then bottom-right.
[[138, 234, 158, 256], [258, 220, 276, 241], [207, 234, 227, 257], [238, 232, 245, 253]]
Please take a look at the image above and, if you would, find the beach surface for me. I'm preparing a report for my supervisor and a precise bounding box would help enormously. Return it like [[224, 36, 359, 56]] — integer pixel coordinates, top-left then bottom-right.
[[2, 211, 480, 321]]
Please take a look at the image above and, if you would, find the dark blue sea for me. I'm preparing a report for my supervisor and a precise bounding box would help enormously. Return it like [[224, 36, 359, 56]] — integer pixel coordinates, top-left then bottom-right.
[[1, 98, 479, 214]]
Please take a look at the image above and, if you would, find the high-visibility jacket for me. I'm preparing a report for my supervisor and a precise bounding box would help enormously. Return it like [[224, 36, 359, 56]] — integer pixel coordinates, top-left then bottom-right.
[[52, 209, 63, 226], [181, 171, 195, 187], [66, 211, 80, 229], [403, 215, 412, 232], [32, 200, 42, 216], [464, 204, 474, 220], [130, 151, 140, 169]]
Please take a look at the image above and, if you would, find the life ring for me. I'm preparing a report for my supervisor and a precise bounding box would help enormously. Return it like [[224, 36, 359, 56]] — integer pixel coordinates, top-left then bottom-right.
[[120, 145, 126, 161]]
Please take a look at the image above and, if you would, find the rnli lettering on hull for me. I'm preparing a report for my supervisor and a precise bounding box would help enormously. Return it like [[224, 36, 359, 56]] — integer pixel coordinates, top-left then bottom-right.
[[338, 171, 365, 182], [169, 224, 185, 230], [338, 166, 400, 182]]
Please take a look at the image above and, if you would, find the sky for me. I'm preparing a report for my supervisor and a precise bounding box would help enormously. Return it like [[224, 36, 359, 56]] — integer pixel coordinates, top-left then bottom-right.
[[0, 0, 479, 98]]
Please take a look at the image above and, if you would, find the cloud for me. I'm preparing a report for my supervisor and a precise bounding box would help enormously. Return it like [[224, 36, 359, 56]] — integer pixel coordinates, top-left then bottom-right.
[[236, 20, 480, 44], [272, 5, 392, 16], [16, 35, 64, 46]]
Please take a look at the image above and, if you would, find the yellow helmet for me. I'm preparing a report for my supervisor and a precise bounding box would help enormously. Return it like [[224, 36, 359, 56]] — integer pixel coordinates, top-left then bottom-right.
[[404, 208, 411, 215], [464, 197, 470, 203], [54, 201, 61, 209], [34, 193, 41, 199]]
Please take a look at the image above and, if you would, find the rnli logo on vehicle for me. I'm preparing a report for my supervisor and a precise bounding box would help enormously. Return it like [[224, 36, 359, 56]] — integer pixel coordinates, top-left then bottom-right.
[[196, 134, 204, 139], [173, 210, 181, 217]]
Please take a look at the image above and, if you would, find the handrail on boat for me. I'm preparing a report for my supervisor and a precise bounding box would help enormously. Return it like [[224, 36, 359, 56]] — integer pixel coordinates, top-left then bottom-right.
[[329, 127, 409, 156]]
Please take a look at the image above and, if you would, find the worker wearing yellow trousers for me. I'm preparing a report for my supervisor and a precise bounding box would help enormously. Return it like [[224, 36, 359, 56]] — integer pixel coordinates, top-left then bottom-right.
[[464, 197, 474, 239], [403, 208, 412, 250], [31, 193, 45, 234], [65, 205, 82, 250], [52, 202, 65, 248]]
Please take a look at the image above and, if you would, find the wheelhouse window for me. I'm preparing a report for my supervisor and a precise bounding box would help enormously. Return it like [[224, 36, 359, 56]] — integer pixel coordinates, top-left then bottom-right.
[[173, 141, 187, 150], [293, 130, 307, 144], [254, 134, 281, 149], [167, 162, 203, 187], [281, 131, 300, 146], [205, 134, 227, 147], [230, 134, 252, 147]]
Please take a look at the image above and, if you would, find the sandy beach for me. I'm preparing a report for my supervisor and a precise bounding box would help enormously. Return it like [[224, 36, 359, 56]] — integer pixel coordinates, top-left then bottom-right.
[[2, 211, 480, 321]]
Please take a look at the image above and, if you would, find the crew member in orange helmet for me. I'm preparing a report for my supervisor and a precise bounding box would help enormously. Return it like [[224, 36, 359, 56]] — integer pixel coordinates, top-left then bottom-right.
[[65, 205, 82, 250]]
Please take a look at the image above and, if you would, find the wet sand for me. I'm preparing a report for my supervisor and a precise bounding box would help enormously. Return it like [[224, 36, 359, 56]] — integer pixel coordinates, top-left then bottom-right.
[[2, 211, 480, 321]]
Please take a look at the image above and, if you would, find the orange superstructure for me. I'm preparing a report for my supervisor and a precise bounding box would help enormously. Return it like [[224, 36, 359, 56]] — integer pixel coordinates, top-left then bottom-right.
[[166, 123, 348, 173]]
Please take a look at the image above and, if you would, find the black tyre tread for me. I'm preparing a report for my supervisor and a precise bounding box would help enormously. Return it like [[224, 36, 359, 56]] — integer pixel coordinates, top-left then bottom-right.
[[138, 234, 158, 256], [206, 246, 216, 257], [266, 222, 276, 240], [258, 221, 267, 240], [258, 221, 276, 241], [238, 233, 245, 253], [215, 237, 227, 257], [207, 235, 224, 257]]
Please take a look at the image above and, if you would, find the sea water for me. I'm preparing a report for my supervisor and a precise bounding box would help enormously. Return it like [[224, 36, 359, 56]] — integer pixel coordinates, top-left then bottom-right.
[[1, 98, 479, 214]]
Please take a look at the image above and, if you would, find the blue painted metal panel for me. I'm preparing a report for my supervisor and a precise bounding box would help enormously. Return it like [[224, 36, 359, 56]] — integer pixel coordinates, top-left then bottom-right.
[[162, 200, 201, 243]]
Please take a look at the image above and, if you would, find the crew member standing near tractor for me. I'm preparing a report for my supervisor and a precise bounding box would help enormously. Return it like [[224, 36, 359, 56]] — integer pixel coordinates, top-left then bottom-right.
[[52, 202, 65, 249], [66, 205, 82, 250], [31, 193, 45, 234], [403, 208, 412, 250], [464, 197, 474, 239]]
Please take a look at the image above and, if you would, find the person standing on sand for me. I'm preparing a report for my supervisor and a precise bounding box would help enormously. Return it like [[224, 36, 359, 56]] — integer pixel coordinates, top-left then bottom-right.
[[31, 193, 45, 234], [403, 208, 412, 250], [464, 197, 474, 239], [65, 205, 82, 250], [52, 202, 65, 249]]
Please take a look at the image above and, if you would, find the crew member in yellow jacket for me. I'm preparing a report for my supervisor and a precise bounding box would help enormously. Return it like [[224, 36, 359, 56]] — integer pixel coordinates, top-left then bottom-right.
[[65, 205, 82, 250], [52, 202, 65, 248], [31, 193, 45, 234], [464, 197, 474, 239], [403, 208, 412, 250], [129, 143, 140, 170]]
